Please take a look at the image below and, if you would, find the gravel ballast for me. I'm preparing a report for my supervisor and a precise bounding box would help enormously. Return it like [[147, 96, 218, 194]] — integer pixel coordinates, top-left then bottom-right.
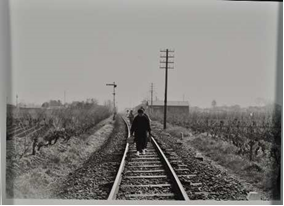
[[54, 116, 127, 199], [151, 121, 249, 201]]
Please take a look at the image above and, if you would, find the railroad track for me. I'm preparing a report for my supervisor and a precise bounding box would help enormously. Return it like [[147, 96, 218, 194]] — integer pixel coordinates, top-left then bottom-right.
[[108, 117, 189, 201]]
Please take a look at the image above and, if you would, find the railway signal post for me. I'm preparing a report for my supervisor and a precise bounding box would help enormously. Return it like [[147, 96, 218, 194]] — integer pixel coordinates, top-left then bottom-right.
[[106, 82, 117, 120], [160, 49, 174, 129]]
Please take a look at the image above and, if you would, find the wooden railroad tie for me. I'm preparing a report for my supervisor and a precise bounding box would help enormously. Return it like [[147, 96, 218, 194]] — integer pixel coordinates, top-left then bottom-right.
[[125, 170, 165, 173], [125, 175, 168, 179], [125, 193, 175, 198], [121, 184, 171, 188]]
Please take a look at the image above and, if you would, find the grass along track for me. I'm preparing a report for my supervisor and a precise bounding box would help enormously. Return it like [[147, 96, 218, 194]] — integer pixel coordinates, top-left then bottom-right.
[[55, 115, 127, 199], [151, 120, 278, 200], [150, 121, 250, 200], [6, 116, 115, 199]]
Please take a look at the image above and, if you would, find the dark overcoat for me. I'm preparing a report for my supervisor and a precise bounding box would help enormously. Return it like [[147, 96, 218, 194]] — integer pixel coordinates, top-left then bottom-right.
[[130, 115, 151, 140]]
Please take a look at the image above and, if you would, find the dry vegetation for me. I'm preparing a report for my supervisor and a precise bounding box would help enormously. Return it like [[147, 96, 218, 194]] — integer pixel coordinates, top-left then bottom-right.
[[150, 105, 281, 200], [6, 101, 113, 198]]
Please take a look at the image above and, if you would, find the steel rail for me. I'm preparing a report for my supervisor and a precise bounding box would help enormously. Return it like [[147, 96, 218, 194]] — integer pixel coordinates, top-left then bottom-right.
[[108, 114, 189, 201], [150, 135, 190, 201], [107, 116, 130, 200]]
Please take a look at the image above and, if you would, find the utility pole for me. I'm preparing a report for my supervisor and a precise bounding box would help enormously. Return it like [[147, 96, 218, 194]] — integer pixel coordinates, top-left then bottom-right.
[[160, 49, 174, 129], [16, 94, 18, 108], [150, 83, 154, 114], [64, 90, 66, 105], [106, 82, 117, 120], [150, 83, 154, 107]]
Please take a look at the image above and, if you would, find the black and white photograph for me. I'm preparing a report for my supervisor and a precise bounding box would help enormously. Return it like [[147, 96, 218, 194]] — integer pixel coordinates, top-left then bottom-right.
[[1, 0, 282, 204]]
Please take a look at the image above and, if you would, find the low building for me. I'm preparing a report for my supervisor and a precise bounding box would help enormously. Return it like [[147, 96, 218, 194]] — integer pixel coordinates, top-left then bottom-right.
[[149, 100, 189, 115]]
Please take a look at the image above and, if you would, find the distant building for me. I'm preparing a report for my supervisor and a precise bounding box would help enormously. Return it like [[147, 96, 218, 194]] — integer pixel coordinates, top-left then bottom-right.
[[7, 104, 16, 110], [149, 100, 189, 115]]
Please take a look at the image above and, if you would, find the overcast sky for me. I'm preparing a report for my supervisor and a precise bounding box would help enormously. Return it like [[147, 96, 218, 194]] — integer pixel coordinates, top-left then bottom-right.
[[8, 0, 280, 110]]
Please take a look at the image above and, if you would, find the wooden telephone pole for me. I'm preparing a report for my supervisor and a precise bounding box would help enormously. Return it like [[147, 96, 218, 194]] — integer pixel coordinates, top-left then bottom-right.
[[150, 83, 154, 114], [160, 49, 174, 129], [150, 83, 154, 107]]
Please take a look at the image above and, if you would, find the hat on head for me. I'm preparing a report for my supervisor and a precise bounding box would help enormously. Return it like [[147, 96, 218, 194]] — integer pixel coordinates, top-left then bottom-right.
[[138, 109, 144, 114]]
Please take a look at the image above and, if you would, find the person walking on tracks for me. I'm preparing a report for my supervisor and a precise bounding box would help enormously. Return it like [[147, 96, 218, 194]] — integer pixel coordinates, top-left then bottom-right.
[[130, 109, 151, 156], [140, 107, 150, 121], [140, 106, 151, 151], [128, 110, 134, 125]]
